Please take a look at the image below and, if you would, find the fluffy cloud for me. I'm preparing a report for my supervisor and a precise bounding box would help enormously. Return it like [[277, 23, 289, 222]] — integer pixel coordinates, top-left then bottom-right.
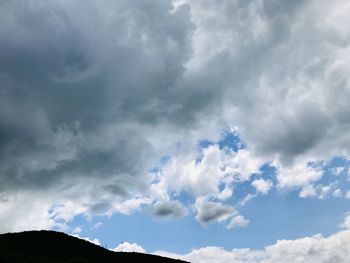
[[277, 162, 323, 189], [153, 144, 263, 201], [113, 242, 146, 253], [299, 183, 337, 199], [332, 189, 343, 198], [181, 0, 350, 168], [252, 179, 273, 195], [0, 191, 56, 232], [157, 230, 350, 263], [157, 145, 233, 198], [299, 184, 317, 198], [72, 227, 82, 234], [227, 215, 249, 230]]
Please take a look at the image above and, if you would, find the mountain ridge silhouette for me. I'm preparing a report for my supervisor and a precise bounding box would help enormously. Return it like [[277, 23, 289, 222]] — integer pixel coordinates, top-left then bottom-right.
[[0, 230, 189, 263]]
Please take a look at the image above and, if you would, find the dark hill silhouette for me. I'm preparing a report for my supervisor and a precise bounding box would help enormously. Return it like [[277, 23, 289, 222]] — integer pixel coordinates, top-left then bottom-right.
[[0, 230, 188, 263]]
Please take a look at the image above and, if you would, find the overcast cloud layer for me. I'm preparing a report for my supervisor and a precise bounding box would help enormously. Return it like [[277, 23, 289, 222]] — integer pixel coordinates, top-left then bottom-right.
[[1, 0, 350, 259]]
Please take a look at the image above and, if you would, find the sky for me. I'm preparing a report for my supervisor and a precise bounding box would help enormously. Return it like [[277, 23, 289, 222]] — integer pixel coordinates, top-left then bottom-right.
[[1, 0, 350, 262]]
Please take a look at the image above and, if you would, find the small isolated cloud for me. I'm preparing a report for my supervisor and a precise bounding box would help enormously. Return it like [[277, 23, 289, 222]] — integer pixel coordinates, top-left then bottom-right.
[[341, 214, 350, 229], [252, 179, 273, 195], [277, 162, 323, 189], [238, 193, 257, 207], [300, 183, 337, 199], [92, 222, 103, 229], [195, 199, 235, 225], [113, 242, 146, 253], [299, 184, 317, 198], [332, 189, 343, 198], [332, 167, 345, 176], [150, 200, 188, 218], [72, 226, 82, 234], [227, 215, 249, 229], [317, 184, 336, 199]]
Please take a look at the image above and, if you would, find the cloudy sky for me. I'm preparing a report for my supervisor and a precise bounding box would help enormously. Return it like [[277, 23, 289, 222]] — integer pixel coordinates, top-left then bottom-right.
[[1, 0, 350, 262]]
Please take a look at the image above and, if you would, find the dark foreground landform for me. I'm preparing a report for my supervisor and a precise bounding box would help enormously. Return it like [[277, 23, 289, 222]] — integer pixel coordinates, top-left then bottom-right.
[[0, 230, 188, 263]]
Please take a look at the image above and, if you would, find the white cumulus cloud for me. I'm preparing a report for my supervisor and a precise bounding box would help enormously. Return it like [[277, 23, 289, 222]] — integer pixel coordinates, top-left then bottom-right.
[[113, 242, 146, 253]]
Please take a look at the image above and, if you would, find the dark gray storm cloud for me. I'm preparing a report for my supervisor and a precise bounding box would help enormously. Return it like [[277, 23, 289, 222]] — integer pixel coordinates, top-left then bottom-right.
[[1, 0, 350, 232], [0, 0, 197, 194], [195, 201, 235, 224], [0, 1, 203, 231], [150, 200, 187, 218]]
